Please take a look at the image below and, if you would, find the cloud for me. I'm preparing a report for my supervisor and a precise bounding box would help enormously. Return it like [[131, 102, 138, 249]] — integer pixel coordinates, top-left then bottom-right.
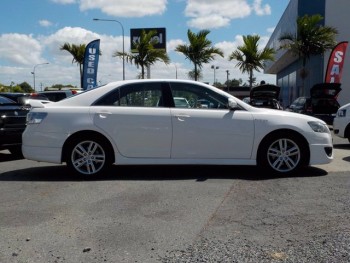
[[185, 0, 251, 29], [43, 27, 100, 59], [0, 34, 44, 66], [167, 39, 185, 52], [184, 0, 271, 29], [188, 15, 231, 29], [39, 20, 53, 27], [253, 0, 271, 16], [79, 0, 167, 17]]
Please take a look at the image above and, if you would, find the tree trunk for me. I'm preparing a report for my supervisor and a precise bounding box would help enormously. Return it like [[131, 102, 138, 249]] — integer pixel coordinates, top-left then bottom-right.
[[80, 63, 83, 89], [249, 70, 253, 88], [194, 63, 198, 81], [141, 64, 145, 79]]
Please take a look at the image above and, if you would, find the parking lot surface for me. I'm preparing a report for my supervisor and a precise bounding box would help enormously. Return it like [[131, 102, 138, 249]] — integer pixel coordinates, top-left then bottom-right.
[[0, 135, 349, 262]]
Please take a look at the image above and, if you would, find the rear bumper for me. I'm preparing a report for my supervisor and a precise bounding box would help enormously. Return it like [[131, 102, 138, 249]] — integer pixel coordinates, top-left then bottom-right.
[[22, 145, 63, 164]]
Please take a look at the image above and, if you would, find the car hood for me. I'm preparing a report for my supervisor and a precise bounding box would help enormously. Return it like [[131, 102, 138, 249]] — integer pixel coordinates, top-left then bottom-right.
[[310, 83, 341, 99], [250, 84, 280, 99], [252, 106, 328, 124], [0, 103, 30, 111]]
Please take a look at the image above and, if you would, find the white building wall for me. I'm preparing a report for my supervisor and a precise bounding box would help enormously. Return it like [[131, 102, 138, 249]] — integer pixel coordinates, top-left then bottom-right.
[[325, 0, 350, 106]]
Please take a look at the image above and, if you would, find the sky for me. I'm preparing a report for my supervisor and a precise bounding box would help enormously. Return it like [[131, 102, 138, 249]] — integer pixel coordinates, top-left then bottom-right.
[[0, 0, 290, 90]]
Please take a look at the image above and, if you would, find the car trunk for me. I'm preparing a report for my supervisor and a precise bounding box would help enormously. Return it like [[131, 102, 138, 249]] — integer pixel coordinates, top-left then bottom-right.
[[310, 83, 341, 115]]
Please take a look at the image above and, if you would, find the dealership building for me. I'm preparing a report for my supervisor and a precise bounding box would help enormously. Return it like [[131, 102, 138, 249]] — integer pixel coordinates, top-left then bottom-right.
[[264, 0, 350, 107]]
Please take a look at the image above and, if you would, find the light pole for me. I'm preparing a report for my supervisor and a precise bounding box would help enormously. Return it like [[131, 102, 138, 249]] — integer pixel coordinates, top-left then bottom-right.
[[226, 70, 230, 89], [93, 18, 125, 80], [211, 65, 219, 85], [31, 62, 49, 91], [174, 64, 178, 79]]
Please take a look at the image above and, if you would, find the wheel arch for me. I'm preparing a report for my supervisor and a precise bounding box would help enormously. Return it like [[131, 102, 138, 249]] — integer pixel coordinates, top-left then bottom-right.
[[257, 129, 310, 166], [61, 130, 115, 163], [344, 123, 350, 140]]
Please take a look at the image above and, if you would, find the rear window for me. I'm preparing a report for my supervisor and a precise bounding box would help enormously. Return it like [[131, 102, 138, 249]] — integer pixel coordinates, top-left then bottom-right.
[[39, 92, 72, 102]]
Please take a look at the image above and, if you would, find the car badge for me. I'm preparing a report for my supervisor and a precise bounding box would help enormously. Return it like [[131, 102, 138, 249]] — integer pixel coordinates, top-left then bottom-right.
[[14, 111, 18, 116]]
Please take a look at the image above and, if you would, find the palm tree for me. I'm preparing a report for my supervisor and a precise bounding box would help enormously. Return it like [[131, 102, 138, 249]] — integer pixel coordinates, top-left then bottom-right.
[[114, 29, 170, 79], [278, 14, 338, 87], [176, 29, 224, 81], [187, 69, 203, 81], [229, 35, 275, 88], [60, 43, 86, 88]]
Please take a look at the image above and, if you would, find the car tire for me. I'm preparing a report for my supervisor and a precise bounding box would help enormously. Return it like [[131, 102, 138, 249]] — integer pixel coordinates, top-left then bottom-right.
[[257, 132, 309, 175], [66, 135, 113, 178], [8, 146, 24, 158]]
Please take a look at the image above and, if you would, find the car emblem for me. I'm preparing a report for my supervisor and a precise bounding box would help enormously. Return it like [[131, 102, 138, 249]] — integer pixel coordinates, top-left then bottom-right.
[[14, 111, 18, 116]]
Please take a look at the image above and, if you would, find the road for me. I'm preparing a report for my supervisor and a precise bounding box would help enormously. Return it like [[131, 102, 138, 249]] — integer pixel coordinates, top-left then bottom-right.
[[0, 135, 349, 263]]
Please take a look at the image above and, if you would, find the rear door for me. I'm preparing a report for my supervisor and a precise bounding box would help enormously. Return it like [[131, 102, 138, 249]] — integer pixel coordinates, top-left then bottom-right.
[[92, 82, 172, 158]]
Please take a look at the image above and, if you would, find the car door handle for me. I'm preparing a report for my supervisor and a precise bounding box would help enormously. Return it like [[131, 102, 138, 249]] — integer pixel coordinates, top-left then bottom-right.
[[97, 111, 112, 119], [174, 114, 190, 121]]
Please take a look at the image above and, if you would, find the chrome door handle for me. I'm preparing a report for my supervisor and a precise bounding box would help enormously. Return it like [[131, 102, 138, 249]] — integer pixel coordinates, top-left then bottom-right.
[[174, 114, 190, 121], [97, 112, 112, 119]]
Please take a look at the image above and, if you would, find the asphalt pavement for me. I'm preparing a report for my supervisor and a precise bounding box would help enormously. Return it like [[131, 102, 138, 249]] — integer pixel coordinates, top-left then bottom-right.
[[0, 132, 349, 263]]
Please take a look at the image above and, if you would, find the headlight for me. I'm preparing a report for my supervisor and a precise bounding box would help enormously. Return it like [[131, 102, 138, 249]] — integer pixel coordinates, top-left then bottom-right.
[[308, 121, 329, 133], [26, 112, 48, 124], [337, 109, 346, 117]]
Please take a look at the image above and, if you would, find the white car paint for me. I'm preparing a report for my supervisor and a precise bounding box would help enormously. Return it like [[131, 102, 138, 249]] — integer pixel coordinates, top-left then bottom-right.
[[333, 102, 350, 141], [22, 79, 333, 177]]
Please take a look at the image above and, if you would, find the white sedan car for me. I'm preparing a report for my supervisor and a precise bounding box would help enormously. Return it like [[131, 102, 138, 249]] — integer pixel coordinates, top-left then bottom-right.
[[23, 79, 333, 177]]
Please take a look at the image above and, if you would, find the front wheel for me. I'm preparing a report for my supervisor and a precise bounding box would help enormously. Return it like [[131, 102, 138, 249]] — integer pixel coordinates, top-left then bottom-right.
[[66, 137, 112, 177], [257, 133, 308, 175]]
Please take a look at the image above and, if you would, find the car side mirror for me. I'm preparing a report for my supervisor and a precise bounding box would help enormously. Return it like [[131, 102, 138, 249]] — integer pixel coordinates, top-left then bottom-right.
[[228, 98, 238, 110]]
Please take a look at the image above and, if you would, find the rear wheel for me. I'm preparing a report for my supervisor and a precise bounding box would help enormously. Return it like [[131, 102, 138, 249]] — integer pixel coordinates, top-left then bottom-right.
[[66, 136, 113, 177], [257, 132, 308, 175], [8, 146, 24, 158]]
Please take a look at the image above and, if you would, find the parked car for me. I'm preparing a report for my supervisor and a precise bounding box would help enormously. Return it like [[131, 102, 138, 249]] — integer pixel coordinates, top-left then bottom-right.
[[286, 83, 341, 125], [22, 79, 333, 177], [38, 90, 74, 102], [0, 92, 49, 105], [0, 95, 31, 156], [333, 103, 350, 142], [245, 84, 283, 110]]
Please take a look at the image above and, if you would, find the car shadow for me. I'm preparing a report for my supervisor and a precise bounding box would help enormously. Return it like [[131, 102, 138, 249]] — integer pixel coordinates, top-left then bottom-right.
[[0, 164, 328, 182], [333, 143, 350, 150]]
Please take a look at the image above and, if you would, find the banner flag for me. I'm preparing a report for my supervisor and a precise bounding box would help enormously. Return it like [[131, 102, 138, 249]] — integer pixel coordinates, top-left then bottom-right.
[[325, 41, 348, 83], [82, 39, 100, 90]]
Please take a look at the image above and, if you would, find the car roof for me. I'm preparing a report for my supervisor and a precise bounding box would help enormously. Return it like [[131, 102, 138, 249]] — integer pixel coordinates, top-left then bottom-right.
[[50, 79, 234, 107]]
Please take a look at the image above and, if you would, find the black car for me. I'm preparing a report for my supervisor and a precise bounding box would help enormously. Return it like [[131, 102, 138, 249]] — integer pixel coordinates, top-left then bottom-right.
[[0, 92, 49, 105], [38, 90, 74, 102], [286, 83, 341, 125], [247, 84, 283, 110], [0, 95, 31, 156]]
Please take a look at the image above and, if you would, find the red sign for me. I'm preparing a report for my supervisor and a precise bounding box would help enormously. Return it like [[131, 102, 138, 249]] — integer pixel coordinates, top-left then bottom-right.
[[325, 41, 348, 83]]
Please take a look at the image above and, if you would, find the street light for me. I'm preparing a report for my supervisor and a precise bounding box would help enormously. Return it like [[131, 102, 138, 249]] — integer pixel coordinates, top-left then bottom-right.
[[174, 64, 178, 79], [226, 70, 230, 89], [31, 62, 49, 91], [211, 65, 219, 85], [93, 18, 125, 80]]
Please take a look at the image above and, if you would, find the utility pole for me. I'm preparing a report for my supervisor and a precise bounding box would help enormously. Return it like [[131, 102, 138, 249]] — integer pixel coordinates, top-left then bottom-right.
[[226, 70, 230, 90]]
